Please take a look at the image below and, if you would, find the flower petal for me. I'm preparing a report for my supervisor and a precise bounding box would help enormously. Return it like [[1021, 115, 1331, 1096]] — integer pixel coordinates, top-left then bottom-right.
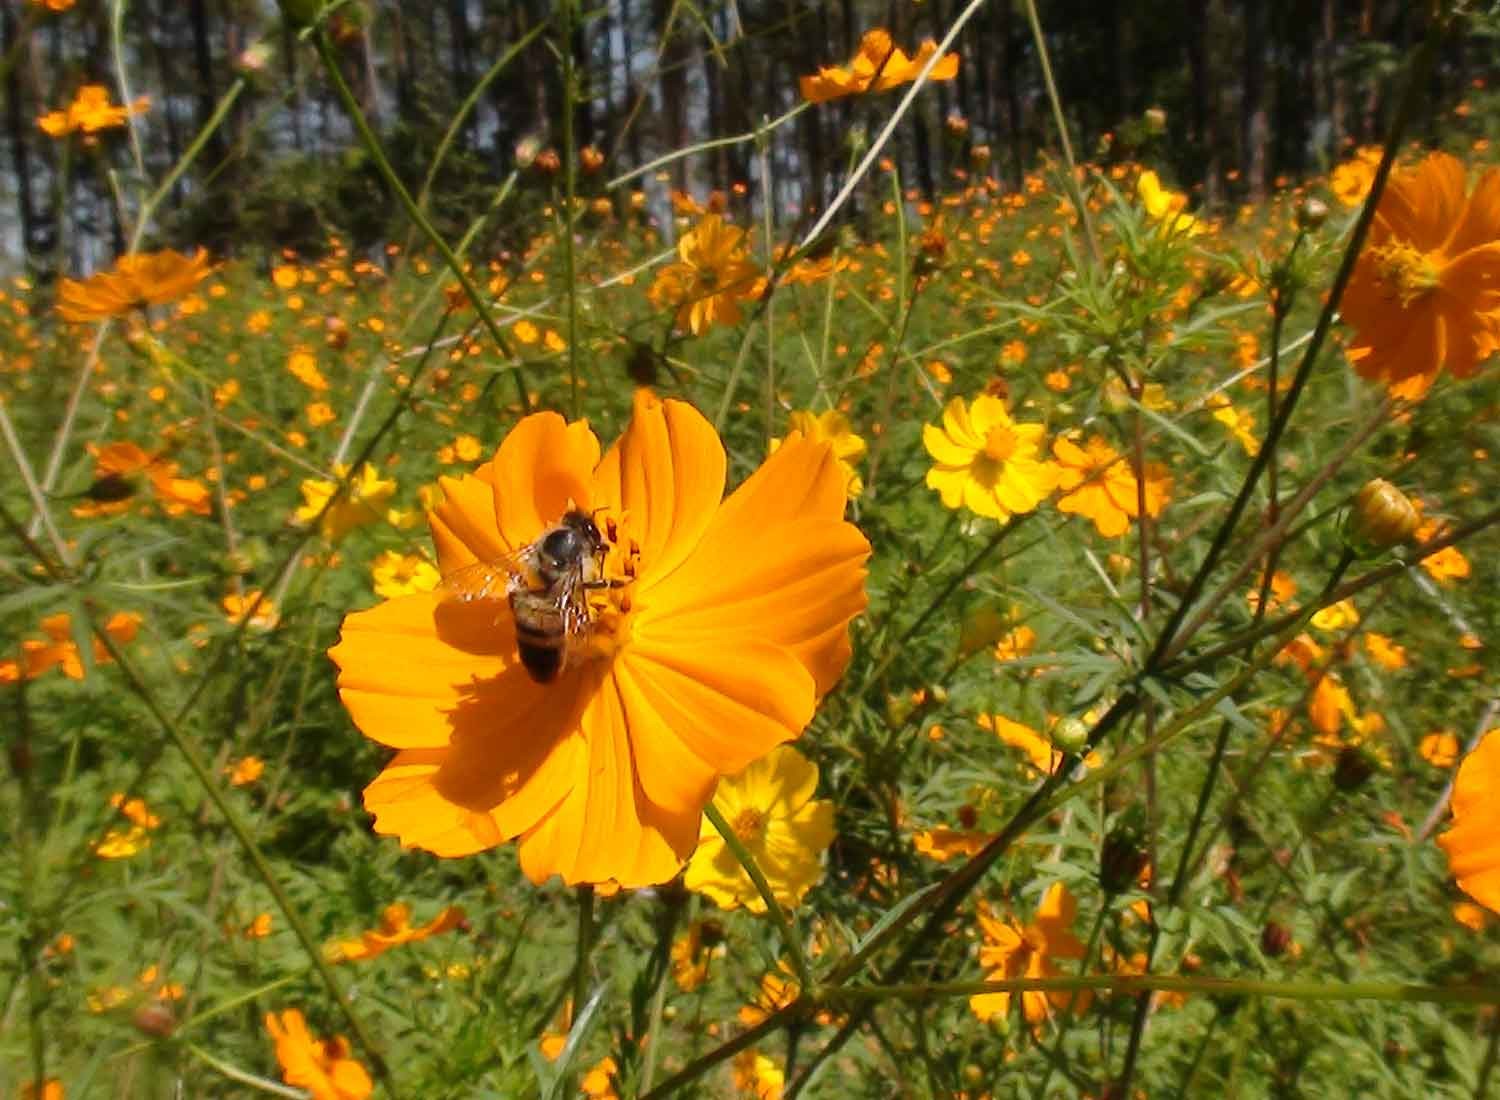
[[330, 594, 510, 749], [431, 466, 506, 570], [636, 518, 867, 695], [488, 411, 600, 551], [363, 751, 506, 857], [595, 392, 727, 591]]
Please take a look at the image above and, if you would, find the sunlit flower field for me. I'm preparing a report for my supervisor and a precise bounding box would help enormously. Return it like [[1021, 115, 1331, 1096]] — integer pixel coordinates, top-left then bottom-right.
[[3, 8, 1499, 1100]]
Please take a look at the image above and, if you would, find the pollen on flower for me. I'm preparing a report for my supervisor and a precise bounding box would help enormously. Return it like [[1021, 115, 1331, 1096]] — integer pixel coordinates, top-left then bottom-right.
[[1370, 241, 1441, 306], [732, 807, 768, 841]]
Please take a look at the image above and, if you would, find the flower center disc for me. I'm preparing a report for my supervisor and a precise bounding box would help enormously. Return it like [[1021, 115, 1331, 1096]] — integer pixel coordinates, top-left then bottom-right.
[[1372, 241, 1441, 306], [580, 509, 640, 662], [732, 807, 768, 842], [982, 424, 1017, 463]]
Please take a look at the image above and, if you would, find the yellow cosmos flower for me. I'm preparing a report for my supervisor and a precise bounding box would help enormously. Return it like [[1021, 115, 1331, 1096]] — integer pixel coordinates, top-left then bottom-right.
[[1210, 399, 1259, 455], [1329, 146, 1382, 208], [295, 464, 397, 542], [647, 214, 762, 334], [329, 902, 465, 962], [370, 550, 440, 598], [264, 1010, 372, 1100], [923, 395, 1059, 521], [329, 391, 869, 888], [732, 1050, 786, 1100], [771, 409, 866, 498], [1052, 434, 1171, 538], [1438, 728, 1500, 913], [37, 83, 147, 138], [56, 249, 211, 322], [800, 28, 959, 104], [223, 589, 279, 631], [970, 882, 1090, 1026], [1136, 170, 1203, 236], [1341, 152, 1500, 396], [685, 744, 835, 912]]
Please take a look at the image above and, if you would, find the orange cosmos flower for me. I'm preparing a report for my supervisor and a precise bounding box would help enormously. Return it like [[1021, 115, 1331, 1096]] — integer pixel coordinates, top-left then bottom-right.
[[647, 214, 762, 334], [330, 390, 869, 887], [1051, 434, 1171, 538], [1341, 152, 1500, 396], [57, 249, 212, 323], [1329, 146, 1383, 208], [264, 1010, 373, 1100], [2, 610, 140, 683], [37, 84, 146, 137], [1438, 728, 1500, 913], [330, 902, 465, 962], [800, 28, 959, 104], [970, 882, 1090, 1025]]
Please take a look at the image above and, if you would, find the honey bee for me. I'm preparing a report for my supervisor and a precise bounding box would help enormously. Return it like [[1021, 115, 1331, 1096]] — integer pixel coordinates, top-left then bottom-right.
[[440, 510, 610, 683]]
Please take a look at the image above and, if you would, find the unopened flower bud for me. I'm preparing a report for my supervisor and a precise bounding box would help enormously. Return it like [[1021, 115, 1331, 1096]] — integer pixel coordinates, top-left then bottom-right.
[[1347, 478, 1420, 551], [1296, 197, 1329, 230], [1051, 716, 1089, 755], [133, 1000, 177, 1039], [513, 136, 542, 170], [846, 125, 868, 157], [945, 112, 970, 138], [236, 41, 274, 74], [1099, 813, 1148, 894], [970, 144, 992, 167], [534, 149, 561, 174], [1260, 921, 1292, 958], [1333, 746, 1376, 791], [1143, 107, 1167, 135], [580, 145, 605, 173]]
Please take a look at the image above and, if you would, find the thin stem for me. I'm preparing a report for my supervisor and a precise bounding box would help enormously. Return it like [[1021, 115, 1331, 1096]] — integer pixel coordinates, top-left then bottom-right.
[[573, 884, 596, 1016], [1143, 18, 1444, 673], [703, 801, 813, 990], [1021, 0, 1100, 264], [312, 31, 530, 412], [821, 976, 1500, 1007], [557, 0, 581, 418], [760, 139, 776, 452], [88, 620, 397, 1093]]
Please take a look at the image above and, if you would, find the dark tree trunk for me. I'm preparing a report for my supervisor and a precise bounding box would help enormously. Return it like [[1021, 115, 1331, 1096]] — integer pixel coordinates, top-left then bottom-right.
[[190, 0, 224, 159], [1242, 0, 1270, 201], [3, 4, 41, 256]]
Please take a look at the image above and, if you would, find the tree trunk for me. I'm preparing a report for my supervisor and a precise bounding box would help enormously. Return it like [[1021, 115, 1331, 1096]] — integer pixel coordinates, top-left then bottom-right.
[[2, 3, 40, 256]]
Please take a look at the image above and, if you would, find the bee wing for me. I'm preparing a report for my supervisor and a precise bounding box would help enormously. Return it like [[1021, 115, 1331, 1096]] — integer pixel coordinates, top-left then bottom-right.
[[438, 545, 541, 603]]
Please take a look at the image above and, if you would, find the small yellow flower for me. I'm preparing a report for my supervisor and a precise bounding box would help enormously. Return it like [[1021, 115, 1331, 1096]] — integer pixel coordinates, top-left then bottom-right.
[[294, 463, 397, 541], [770, 410, 866, 498], [369, 550, 440, 599], [648, 214, 763, 334], [923, 395, 1058, 521], [1310, 598, 1360, 632], [685, 745, 834, 912], [287, 348, 329, 391], [1137, 170, 1203, 236], [228, 756, 265, 786], [1210, 400, 1259, 455], [223, 589, 279, 631]]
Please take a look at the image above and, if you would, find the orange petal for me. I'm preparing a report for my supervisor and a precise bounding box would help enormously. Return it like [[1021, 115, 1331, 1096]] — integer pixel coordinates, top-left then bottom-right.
[[637, 518, 868, 695], [431, 465, 507, 570], [488, 411, 600, 551], [330, 594, 513, 749], [595, 391, 726, 588], [615, 639, 814, 802], [363, 751, 506, 857]]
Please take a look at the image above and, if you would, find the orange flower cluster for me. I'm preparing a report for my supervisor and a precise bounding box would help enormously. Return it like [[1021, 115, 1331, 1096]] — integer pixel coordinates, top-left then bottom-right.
[[1, 611, 140, 683], [1342, 152, 1500, 397], [57, 248, 212, 323], [329, 902, 465, 962], [647, 214, 762, 334], [264, 1010, 372, 1100], [37, 84, 147, 138], [74, 441, 212, 518], [970, 883, 1090, 1026], [800, 28, 959, 104], [331, 390, 868, 887]]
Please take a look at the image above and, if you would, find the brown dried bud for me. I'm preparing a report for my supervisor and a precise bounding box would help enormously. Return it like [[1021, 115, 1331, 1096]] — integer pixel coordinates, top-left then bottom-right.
[[580, 145, 605, 173], [1333, 746, 1376, 791], [534, 149, 561, 174], [1348, 478, 1420, 550], [133, 1000, 177, 1039], [1260, 921, 1292, 958]]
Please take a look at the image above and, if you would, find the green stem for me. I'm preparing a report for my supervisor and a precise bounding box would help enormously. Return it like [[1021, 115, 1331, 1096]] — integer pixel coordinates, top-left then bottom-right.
[[1021, 0, 1100, 265], [313, 31, 530, 412], [573, 884, 596, 1014], [557, 0, 581, 418], [86, 620, 398, 1096], [703, 802, 813, 990], [821, 976, 1500, 1007]]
